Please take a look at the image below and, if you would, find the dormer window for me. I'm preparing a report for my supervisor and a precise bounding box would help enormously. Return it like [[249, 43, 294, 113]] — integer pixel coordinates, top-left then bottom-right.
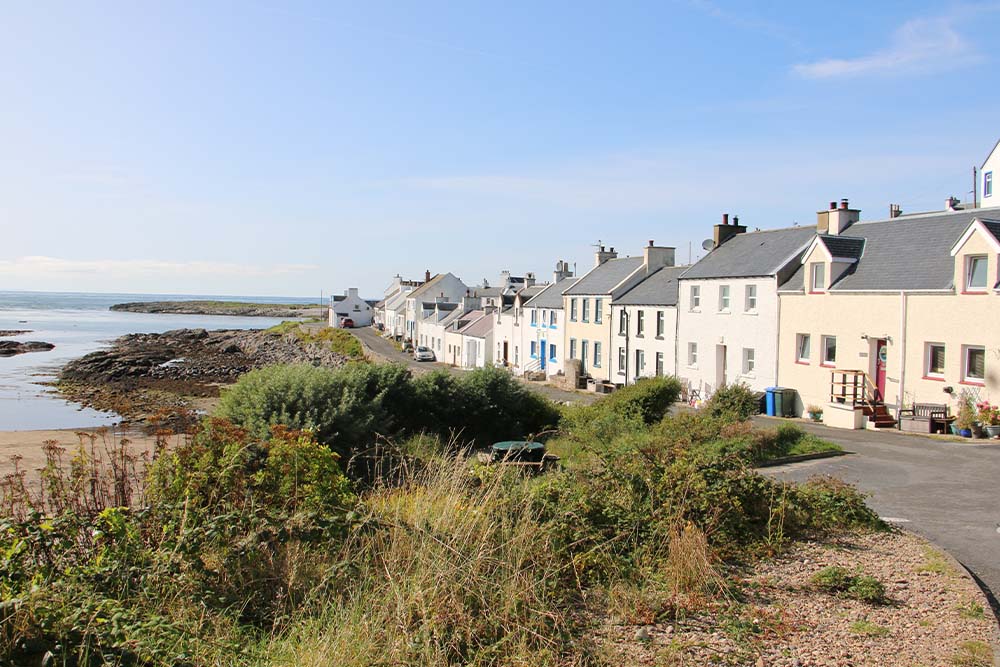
[[966, 255, 988, 291], [810, 263, 826, 292]]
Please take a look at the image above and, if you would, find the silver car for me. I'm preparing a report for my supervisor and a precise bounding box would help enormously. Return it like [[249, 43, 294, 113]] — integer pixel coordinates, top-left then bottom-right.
[[413, 346, 435, 362]]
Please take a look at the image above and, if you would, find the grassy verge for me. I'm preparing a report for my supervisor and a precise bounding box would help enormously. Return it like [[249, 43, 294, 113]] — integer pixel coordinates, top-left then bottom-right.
[[266, 321, 365, 360]]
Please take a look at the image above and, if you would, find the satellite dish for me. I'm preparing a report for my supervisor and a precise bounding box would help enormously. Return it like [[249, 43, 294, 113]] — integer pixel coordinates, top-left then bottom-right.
[[701, 239, 715, 251]]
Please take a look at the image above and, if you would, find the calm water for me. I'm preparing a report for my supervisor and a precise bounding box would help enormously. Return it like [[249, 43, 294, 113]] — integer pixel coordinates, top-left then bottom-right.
[[0, 291, 317, 431]]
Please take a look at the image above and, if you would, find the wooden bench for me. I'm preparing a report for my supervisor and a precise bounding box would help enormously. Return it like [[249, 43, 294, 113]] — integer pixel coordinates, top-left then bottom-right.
[[898, 403, 953, 434]]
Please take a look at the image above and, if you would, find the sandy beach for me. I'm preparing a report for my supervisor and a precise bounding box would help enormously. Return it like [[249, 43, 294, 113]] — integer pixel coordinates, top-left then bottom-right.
[[0, 426, 168, 478]]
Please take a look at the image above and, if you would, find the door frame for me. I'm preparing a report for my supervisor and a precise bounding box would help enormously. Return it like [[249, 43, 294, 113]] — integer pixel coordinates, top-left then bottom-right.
[[873, 338, 888, 402]]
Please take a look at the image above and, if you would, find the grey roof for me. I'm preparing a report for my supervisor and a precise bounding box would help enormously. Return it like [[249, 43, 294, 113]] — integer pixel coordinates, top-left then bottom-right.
[[615, 265, 689, 306], [820, 235, 866, 260], [982, 220, 1000, 243], [456, 311, 492, 338], [516, 285, 547, 301], [564, 257, 643, 295], [681, 226, 816, 280], [473, 286, 503, 298], [384, 291, 408, 311], [779, 209, 999, 292], [524, 277, 579, 309]]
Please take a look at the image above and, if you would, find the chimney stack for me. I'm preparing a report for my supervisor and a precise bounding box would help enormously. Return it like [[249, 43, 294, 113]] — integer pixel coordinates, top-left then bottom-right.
[[424, 269, 431, 282], [525, 272, 536, 287], [594, 244, 618, 267], [946, 196, 960, 211], [889, 204, 902, 218], [643, 241, 676, 274], [817, 198, 860, 235], [552, 260, 574, 283], [713, 212, 747, 247]]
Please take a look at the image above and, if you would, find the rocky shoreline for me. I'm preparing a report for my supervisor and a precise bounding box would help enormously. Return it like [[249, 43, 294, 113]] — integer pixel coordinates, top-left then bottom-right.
[[58, 327, 352, 428], [0, 340, 54, 357], [110, 300, 324, 318], [0, 329, 32, 336]]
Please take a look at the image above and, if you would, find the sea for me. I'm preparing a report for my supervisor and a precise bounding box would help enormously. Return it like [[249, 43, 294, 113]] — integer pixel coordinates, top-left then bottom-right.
[[0, 291, 316, 431]]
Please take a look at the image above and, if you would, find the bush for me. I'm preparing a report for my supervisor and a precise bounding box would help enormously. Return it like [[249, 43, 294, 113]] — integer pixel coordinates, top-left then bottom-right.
[[704, 382, 761, 421], [811, 566, 886, 604], [599, 376, 683, 424]]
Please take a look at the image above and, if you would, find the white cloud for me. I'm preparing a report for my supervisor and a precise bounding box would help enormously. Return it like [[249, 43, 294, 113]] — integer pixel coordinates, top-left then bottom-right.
[[0, 256, 319, 278], [793, 16, 977, 79]]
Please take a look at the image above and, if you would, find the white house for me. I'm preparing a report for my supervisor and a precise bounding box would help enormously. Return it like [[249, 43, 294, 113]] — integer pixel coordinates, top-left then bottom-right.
[[455, 311, 494, 369], [443, 309, 488, 368], [404, 272, 468, 344], [329, 288, 374, 327], [610, 265, 687, 385], [518, 262, 576, 377], [382, 290, 411, 338], [978, 138, 1000, 208], [416, 301, 461, 359], [676, 214, 815, 397], [493, 284, 548, 373]]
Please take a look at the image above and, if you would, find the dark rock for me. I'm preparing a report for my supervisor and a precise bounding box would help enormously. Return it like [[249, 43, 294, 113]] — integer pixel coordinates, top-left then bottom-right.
[[0, 340, 55, 357]]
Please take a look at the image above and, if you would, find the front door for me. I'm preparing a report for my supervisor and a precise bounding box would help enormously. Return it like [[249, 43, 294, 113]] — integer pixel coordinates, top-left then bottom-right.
[[874, 339, 887, 402], [715, 345, 727, 390], [540, 340, 547, 370], [503, 341, 509, 364]]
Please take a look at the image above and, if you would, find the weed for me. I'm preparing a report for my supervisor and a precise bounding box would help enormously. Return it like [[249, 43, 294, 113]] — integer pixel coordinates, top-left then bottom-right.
[[811, 567, 886, 604], [849, 619, 889, 637], [957, 600, 986, 620], [917, 547, 955, 576], [950, 640, 993, 666]]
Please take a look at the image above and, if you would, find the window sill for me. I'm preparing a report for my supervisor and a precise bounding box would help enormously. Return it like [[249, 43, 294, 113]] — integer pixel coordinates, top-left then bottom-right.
[[820, 363, 836, 368], [922, 375, 945, 382], [655, 335, 664, 340], [744, 311, 758, 316], [960, 379, 986, 387], [961, 290, 988, 295], [795, 360, 810, 365]]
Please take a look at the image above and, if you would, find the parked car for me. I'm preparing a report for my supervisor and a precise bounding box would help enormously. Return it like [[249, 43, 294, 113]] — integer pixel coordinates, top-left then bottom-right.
[[339, 317, 355, 328], [413, 346, 435, 362]]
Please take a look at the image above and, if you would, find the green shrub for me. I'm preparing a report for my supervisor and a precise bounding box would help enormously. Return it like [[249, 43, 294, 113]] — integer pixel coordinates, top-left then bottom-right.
[[787, 475, 883, 532], [812, 566, 853, 592], [599, 376, 683, 424], [704, 382, 761, 420], [812, 566, 886, 604], [848, 575, 887, 604]]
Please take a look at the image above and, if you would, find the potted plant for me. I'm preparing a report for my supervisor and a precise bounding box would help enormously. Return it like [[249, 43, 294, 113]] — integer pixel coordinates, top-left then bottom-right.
[[956, 397, 976, 438], [806, 404, 824, 422], [978, 402, 1000, 438]]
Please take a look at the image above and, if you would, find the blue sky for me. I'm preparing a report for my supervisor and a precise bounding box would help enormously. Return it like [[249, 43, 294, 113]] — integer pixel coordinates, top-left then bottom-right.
[[2, 1, 999, 297]]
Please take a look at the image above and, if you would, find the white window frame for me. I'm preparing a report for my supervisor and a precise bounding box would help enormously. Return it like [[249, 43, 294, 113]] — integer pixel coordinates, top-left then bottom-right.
[[593, 341, 602, 368], [619, 309, 627, 335], [690, 285, 701, 311], [986, 171, 993, 198], [635, 349, 645, 375], [966, 255, 988, 291], [636, 310, 645, 336], [687, 342, 698, 367], [718, 285, 731, 312], [796, 333, 811, 363], [742, 347, 755, 375], [925, 342, 945, 379], [655, 351, 664, 376], [595, 298, 603, 324], [810, 263, 826, 292], [821, 335, 837, 367], [570, 298, 578, 321], [581, 340, 590, 369], [530, 309, 537, 325], [618, 346, 626, 372], [656, 310, 665, 337], [744, 284, 757, 312], [963, 345, 985, 384]]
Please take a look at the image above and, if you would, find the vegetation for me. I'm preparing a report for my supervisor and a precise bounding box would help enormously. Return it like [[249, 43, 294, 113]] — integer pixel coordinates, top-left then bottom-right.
[[1, 370, 885, 666], [267, 322, 365, 359], [811, 566, 887, 604], [704, 382, 762, 421], [849, 619, 889, 637], [950, 640, 994, 667]]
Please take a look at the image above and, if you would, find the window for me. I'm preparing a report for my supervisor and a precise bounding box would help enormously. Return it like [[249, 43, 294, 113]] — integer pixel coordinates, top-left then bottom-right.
[[595, 298, 603, 324], [569, 338, 576, 359], [821, 335, 837, 366], [966, 255, 988, 291], [925, 343, 945, 378], [635, 349, 645, 375], [718, 285, 731, 311], [796, 334, 811, 363], [530, 341, 537, 358], [986, 171, 993, 198], [636, 310, 645, 336], [593, 341, 602, 367], [656, 311, 665, 337], [810, 263, 826, 292], [745, 285, 757, 311], [570, 298, 578, 321], [690, 285, 701, 310], [582, 298, 590, 322], [618, 346, 626, 372], [687, 342, 698, 367], [549, 344, 557, 360], [964, 345, 985, 383], [515, 346, 519, 364], [549, 311, 556, 327], [581, 340, 589, 368], [655, 352, 664, 376], [530, 309, 537, 325], [619, 310, 628, 335], [742, 347, 755, 375]]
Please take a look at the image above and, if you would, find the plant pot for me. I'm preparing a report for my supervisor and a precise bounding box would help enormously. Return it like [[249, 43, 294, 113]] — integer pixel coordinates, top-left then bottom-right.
[[985, 425, 1000, 438], [972, 422, 985, 438], [809, 412, 823, 422], [960, 428, 973, 438], [950, 424, 961, 435]]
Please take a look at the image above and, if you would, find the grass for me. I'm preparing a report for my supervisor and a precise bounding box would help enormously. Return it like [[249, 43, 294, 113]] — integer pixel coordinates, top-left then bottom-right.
[[849, 619, 889, 637], [916, 546, 955, 576], [950, 640, 993, 666], [957, 599, 986, 620], [266, 321, 365, 360], [811, 566, 887, 604]]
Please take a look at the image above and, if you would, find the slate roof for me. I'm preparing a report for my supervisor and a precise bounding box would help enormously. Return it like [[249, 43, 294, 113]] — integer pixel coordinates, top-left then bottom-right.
[[982, 220, 1000, 243], [564, 257, 643, 295], [779, 209, 1000, 292], [408, 273, 459, 300], [456, 311, 492, 338], [516, 285, 548, 302], [819, 236, 866, 260], [384, 291, 408, 311], [680, 227, 816, 280], [615, 266, 689, 306], [524, 277, 579, 309]]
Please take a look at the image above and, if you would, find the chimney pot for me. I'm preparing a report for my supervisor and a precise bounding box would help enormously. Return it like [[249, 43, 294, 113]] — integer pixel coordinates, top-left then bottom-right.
[[733, 215, 739, 225], [722, 213, 729, 225], [648, 239, 654, 247], [829, 201, 837, 210], [840, 198, 849, 210]]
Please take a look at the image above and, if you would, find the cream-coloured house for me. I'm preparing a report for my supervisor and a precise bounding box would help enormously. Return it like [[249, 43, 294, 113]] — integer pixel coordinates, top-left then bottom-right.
[[562, 242, 675, 382], [677, 215, 814, 397], [610, 265, 687, 384], [777, 203, 1000, 428]]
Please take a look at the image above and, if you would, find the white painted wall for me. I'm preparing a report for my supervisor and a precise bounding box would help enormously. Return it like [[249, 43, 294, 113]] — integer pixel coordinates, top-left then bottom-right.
[[676, 277, 778, 396], [522, 305, 565, 377], [405, 273, 468, 343], [329, 288, 373, 327], [610, 305, 678, 384]]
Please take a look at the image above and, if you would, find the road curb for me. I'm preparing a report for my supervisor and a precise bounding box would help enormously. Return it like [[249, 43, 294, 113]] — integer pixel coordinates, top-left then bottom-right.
[[756, 449, 849, 468]]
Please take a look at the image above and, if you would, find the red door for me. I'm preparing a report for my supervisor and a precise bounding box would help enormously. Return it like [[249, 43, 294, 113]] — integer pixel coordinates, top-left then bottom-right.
[[875, 339, 887, 402]]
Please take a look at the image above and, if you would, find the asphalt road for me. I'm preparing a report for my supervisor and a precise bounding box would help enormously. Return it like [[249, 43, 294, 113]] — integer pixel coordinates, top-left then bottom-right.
[[757, 417, 1000, 612], [352, 326, 597, 404]]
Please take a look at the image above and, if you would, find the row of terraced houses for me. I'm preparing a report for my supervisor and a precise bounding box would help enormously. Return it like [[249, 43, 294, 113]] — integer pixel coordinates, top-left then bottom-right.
[[371, 140, 1000, 430]]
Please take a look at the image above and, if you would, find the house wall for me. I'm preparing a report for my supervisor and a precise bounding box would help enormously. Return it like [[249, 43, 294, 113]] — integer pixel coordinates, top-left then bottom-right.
[[493, 309, 522, 372], [562, 295, 612, 381], [444, 329, 466, 367], [610, 305, 678, 384], [523, 305, 564, 376], [405, 275, 468, 342], [329, 290, 373, 327], [676, 277, 778, 395], [421, 317, 453, 361], [981, 149, 999, 208]]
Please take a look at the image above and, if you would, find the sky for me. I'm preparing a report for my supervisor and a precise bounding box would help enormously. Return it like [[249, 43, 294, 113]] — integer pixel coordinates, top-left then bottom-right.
[[2, 1, 1000, 298]]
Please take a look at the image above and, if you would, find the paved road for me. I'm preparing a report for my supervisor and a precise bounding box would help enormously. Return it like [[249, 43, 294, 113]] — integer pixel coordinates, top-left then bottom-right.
[[352, 326, 597, 405], [756, 416, 1000, 612]]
